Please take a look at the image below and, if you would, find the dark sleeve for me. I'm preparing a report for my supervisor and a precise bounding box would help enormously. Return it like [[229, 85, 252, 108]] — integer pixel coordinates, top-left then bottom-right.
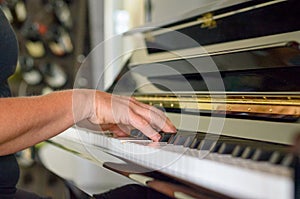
[[0, 8, 18, 84], [0, 8, 20, 199]]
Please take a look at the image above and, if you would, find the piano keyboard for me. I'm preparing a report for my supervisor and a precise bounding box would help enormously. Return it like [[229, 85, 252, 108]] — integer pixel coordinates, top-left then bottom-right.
[[51, 127, 294, 199]]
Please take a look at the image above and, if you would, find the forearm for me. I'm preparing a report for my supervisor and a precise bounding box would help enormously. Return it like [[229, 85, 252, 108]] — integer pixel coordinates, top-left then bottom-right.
[[0, 88, 177, 155], [0, 89, 93, 155]]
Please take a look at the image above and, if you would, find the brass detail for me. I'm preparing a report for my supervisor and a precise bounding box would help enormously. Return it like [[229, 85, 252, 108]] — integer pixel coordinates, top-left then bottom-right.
[[134, 94, 300, 117], [200, 13, 217, 29], [144, 32, 155, 42]]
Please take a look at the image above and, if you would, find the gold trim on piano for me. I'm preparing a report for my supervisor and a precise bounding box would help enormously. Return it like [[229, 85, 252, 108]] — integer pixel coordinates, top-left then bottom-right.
[[134, 94, 300, 116], [199, 13, 217, 29], [147, 0, 286, 37]]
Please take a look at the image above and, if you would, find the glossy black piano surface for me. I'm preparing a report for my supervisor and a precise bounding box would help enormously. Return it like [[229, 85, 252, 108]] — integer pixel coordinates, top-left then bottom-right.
[[144, 0, 300, 54]]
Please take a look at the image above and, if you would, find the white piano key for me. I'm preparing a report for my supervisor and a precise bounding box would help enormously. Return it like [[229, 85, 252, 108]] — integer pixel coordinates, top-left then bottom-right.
[[52, 127, 294, 199]]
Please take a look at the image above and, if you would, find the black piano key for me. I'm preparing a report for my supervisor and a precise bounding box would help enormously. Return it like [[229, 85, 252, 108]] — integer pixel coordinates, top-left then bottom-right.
[[183, 136, 194, 147], [130, 129, 141, 137], [159, 132, 173, 142], [269, 151, 283, 164], [189, 139, 200, 149], [241, 146, 255, 159], [173, 135, 187, 145], [210, 141, 222, 153], [231, 145, 245, 157], [173, 134, 196, 146], [197, 140, 221, 152], [218, 143, 236, 154], [189, 133, 205, 149], [167, 131, 197, 145], [281, 153, 296, 167], [197, 140, 208, 150], [130, 129, 149, 140], [251, 149, 273, 161], [167, 134, 177, 144]]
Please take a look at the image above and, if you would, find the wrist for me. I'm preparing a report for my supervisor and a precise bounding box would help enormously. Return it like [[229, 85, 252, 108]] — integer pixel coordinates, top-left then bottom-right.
[[72, 89, 96, 123]]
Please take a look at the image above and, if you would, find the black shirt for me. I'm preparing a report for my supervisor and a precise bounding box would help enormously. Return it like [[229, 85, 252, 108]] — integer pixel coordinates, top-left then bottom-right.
[[0, 7, 20, 198]]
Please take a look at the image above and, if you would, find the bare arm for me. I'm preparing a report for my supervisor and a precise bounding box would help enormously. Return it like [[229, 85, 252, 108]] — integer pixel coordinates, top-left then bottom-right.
[[0, 90, 75, 155], [0, 89, 176, 155]]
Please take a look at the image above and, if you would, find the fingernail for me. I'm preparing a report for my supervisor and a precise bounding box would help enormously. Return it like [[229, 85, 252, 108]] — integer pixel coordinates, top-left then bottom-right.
[[170, 126, 177, 132], [151, 134, 161, 142]]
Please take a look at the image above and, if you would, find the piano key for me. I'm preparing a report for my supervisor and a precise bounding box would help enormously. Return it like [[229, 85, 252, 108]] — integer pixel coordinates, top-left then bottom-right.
[[173, 135, 187, 145], [218, 143, 236, 154], [231, 145, 244, 157], [269, 151, 283, 164], [130, 129, 149, 140], [251, 149, 273, 161], [197, 140, 209, 151], [197, 140, 221, 152], [118, 137, 153, 144], [167, 134, 177, 144], [159, 132, 173, 142], [204, 152, 292, 177], [188, 133, 207, 149], [189, 139, 200, 149], [241, 146, 255, 159], [174, 134, 196, 146], [209, 141, 222, 153], [53, 128, 294, 199], [183, 136, 194, 147], [281, 153, 296, 167], [130, 129, 176, 142]]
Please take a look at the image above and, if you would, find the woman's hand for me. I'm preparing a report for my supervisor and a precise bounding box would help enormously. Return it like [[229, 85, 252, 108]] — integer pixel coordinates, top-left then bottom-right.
[[86, 91, 177, 141], [0, 89, 175, 155]]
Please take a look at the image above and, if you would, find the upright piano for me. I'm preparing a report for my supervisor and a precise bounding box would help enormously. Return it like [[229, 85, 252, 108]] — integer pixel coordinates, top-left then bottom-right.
[[41, 0, 300, 198]]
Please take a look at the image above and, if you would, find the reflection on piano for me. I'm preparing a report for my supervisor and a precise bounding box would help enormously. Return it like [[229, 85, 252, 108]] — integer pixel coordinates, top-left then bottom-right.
[[44, 0, 300, 198]]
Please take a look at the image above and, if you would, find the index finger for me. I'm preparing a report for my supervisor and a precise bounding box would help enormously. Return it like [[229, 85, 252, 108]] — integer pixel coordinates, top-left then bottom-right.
[[128, 110, 161, 142], [130, 98, 177, 133]]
